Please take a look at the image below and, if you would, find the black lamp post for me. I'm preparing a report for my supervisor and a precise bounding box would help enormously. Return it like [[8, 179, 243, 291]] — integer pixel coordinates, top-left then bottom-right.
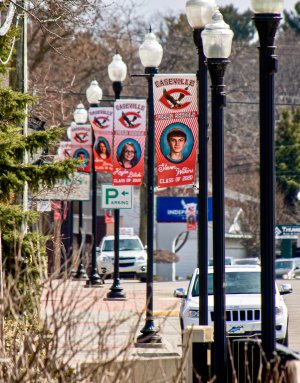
[[251, 0, 282, 361], [107, 54, 127, 299], [85, 80, 103, 286], [202, 10, 233, 381], [136, 30, 163, 344], [186, 0, 216, 328], [73, 199, 88, 279], [72, 110, 88, 280]]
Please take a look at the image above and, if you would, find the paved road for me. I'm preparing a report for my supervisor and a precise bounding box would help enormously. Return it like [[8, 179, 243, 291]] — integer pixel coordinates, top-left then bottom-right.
[[277, 277, 300, 352]]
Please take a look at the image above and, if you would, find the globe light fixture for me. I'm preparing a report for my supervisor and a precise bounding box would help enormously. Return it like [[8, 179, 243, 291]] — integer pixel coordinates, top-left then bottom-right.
[[108, 54, 127, 82], [86, 80, 103, 106], [250, 0, 283, 13], [186, 0, 217, 29], [73, 103, 88, 125], [201, 10, 234, 59], [139, 31, 163, 68]]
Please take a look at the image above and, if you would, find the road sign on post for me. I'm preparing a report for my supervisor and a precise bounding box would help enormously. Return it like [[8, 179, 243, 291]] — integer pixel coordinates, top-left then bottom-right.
[[101, 184, 133, 209]]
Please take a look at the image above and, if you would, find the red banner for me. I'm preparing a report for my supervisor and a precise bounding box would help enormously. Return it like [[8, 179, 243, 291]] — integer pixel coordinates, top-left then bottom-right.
[[89, 107, 114, 172], [186, 202, 197, 231], [153, 74, 198, 187], [112, 100, 147, 186], [70, 124, 92, 173]]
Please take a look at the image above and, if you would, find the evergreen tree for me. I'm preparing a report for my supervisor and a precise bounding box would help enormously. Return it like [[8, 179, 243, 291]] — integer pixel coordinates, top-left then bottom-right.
[[276, 108, 300, 207], [283, 1, 300, 33], [0, 23, 77, 303], [221, 5, 256, 42]]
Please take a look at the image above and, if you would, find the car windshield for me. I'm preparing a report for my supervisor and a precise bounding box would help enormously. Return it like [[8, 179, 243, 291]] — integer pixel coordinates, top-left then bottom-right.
[[191, 271, 261, 296], [102, 238, 143, 252], [208, 258, 231, 266], [234, 259, 258, 265], [276, 260, 294, 269]]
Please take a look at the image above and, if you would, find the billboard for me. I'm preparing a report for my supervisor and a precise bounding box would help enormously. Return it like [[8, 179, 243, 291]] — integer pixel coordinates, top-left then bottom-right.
[[156, 196, 213, 223]]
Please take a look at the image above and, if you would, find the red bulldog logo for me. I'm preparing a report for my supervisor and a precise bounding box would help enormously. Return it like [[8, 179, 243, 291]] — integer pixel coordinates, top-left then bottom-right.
[[160, 87, 191, 109], [119, 111, 141, 128]]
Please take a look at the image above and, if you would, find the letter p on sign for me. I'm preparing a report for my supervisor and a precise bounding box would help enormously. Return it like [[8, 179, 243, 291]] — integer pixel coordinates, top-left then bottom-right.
[[106, 188, 118, 204]]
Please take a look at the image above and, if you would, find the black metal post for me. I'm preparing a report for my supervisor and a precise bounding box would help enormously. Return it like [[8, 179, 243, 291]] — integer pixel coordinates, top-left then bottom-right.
[[107, 81, 126, 299], [136, 67, 162, 344], [253, 13, 281, 361], [87, 105, 102, 286], [206, 58, 229, 382], [74, 201, 88, 279], [193, 28, 209, 326]]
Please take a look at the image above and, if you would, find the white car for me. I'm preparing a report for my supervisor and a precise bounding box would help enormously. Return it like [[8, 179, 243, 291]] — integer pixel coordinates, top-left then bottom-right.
[[96, 235, 147, 281], [174, 265, 291, 345]]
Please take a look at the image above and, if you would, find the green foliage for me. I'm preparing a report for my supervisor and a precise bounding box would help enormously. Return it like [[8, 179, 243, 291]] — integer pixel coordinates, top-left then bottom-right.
[[0, 17, 78, 309], [276, 108, 300, 206], [220, 5, 256, 42], [283, 1, 300, 33]]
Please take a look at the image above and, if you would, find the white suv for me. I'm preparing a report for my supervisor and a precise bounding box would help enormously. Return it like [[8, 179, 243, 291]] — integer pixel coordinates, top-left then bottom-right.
[[175, 265, 291, 345], [96, 235, 147, 281]]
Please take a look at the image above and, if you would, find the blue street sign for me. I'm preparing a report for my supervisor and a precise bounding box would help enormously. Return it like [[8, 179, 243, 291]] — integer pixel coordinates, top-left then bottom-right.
[[156, 196, 213, 223]]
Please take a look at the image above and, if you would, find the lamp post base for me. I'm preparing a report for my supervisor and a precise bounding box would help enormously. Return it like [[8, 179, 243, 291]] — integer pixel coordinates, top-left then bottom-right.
[[86, 272, 103, 287], [136, 320, 162, 345], [73, 264, 88, 280], [106, 279, 126, 299]]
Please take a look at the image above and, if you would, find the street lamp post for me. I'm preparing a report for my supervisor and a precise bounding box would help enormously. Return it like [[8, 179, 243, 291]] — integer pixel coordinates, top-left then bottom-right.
[[136, 30, 163, 344], [73, 108, 88, 280], [186, 2, 216, 380], [251, 0, 283, 361], [186, 0, 216, 328], [107, 54, 127, 299], [73, 199, 88, 279], [202, 10, 233, 381], [85, 81, 103, 286]]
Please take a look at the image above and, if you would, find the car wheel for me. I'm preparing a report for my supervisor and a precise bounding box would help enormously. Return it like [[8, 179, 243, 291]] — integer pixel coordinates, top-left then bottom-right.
[[140, 277, 147, 282]]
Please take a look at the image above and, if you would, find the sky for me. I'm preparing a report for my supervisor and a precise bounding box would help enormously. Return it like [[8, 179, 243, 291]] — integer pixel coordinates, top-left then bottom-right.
[[120, 0, 297, 17]]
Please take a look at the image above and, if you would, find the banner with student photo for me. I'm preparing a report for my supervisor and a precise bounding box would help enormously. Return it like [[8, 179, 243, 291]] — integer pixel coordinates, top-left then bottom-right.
[[70, 124, 92, 173], [153, 74, 198, 187], [112, 100, 147, 186], [71, 146, 92, 173], [89, 107, 114, 172]]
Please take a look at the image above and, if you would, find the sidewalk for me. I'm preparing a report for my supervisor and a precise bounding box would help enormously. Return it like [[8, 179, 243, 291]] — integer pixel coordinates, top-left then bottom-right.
[[41, 278, 188, 368]]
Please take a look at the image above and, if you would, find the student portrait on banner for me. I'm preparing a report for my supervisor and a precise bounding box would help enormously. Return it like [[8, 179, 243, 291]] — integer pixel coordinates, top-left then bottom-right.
[[117, 141, 140, 169], [160, 123, 194, 164], [94, 137, 111, 160]]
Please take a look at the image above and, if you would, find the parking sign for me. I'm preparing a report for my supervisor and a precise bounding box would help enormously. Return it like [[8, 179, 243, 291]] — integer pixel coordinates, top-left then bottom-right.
[[101, 184, 133, 209]]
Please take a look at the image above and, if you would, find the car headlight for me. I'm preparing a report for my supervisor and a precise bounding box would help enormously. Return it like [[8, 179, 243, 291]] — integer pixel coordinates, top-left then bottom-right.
[[188, 309, 199, 318], [275, 306, 283, 316], [137, 254, 146, 261], [101, 256, 113, 263]]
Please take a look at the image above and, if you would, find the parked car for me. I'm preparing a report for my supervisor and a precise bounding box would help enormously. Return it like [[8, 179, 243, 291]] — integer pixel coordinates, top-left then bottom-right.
[[174, 265, 291, 345], [275, 258, 300, 279], [96, 235, 147, 281], [233, 257, 260, 266]]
